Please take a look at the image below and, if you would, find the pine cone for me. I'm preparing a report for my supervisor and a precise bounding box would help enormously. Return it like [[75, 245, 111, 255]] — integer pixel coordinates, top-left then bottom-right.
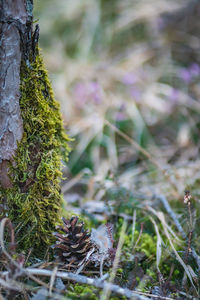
[[53, 216, 92, 266]]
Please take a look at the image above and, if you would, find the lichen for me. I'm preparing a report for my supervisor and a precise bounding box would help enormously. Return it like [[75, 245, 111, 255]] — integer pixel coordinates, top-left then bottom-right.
[[0, 53, 70, 255]]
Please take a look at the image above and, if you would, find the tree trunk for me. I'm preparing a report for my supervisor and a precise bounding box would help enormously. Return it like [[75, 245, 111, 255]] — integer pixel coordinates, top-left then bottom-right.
[[0, 0, 27, 187], [0, 0, 70, 255]]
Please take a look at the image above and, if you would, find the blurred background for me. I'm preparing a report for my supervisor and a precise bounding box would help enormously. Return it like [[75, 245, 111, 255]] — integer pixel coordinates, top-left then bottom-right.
[[34, 0, 200, 213]]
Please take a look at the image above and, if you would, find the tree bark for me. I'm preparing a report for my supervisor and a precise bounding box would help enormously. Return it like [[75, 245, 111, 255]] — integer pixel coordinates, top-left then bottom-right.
[[0, 0, 33, 188]]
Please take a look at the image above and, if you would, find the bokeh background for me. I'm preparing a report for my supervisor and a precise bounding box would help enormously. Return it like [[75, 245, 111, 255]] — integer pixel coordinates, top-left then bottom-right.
[[34, 0, 200, 211]]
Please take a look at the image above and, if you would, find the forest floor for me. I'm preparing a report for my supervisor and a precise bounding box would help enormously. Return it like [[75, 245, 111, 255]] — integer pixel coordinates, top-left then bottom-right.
[[1, 0, 200, 299]]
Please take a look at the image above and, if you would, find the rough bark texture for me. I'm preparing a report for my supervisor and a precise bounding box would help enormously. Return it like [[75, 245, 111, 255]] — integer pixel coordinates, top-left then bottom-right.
[[0, 0, 33, 188]]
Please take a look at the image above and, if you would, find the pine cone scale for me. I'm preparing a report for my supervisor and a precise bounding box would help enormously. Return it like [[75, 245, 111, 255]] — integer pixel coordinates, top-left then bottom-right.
[[53, 216, 93, 265]]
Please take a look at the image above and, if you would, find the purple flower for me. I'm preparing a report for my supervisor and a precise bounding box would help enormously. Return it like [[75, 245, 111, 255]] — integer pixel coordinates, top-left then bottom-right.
[[179, 63, 200, 83], [130, 86, 141, 102], [169, 88, 179, 103], [73, 81, 103, 107], [189, 63, 200, 77], [122, 72, 137, 85], [180, 69, 192, 83], [88, 81, 102, 104]]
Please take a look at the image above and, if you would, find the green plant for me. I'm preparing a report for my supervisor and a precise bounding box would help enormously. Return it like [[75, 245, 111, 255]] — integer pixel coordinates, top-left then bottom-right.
[[1, 53, 70, 255]]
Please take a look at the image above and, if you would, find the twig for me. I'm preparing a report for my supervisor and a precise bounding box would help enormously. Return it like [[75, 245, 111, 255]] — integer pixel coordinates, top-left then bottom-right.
[[25, 268, 149, 299], [178, 290, 197, 300], [185, 230, 193, 265], [0, 277, 23, 292], [76, 247, 95, 275], [49, 266, 58, 296], [0, 276, 58, 298], [184, 192, 195, 265], [24, 248, 32, 266], [1, 268, 175, 300]]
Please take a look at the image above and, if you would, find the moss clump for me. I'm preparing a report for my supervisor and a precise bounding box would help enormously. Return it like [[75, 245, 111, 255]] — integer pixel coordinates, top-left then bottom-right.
[[1, 53, 70, 254], [137, 232, 157, 257], [116, 218, 157, 258], [66, 283, 127, 300], [66, 284, 98, 300]]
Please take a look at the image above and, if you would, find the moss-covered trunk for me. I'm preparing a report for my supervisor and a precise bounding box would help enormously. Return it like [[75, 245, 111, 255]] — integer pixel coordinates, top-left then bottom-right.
[[0, 0, 70, 255]]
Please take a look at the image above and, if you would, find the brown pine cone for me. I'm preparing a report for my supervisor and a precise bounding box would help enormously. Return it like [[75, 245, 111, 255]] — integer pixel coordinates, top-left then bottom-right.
[[52, 216, 92, 266]]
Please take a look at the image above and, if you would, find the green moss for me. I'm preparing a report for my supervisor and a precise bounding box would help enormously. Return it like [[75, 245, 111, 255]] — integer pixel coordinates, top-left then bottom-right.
[[138, 233, 157, 257], [146, 269, 155, 277], [116, 219, 157, 258], [174, 269, 180, 276], [66, 284, 98, 300], [117, 268, 123, 274], [1, 53, 70, 254], [65, 283, 127, 300], [136, 276, 140, 282]]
